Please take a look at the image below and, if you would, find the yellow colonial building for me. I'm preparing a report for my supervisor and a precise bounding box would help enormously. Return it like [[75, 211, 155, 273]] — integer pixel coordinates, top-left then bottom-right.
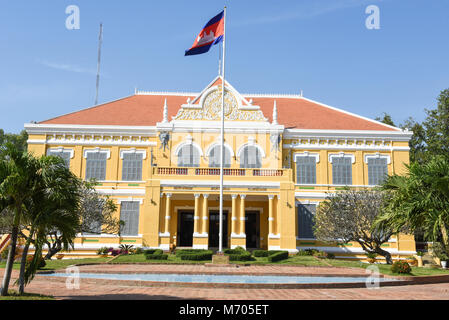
[[24, 76, 415, 261]]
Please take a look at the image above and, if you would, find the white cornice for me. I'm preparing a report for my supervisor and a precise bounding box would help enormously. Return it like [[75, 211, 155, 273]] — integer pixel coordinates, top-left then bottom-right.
[[24, 123, 157, 136], [160, 180, 280, 188], [283, 129, 412, 141]]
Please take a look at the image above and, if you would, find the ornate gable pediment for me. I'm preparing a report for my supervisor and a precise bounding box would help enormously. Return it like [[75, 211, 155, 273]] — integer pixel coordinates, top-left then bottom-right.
[[172, 77, 268, 122]]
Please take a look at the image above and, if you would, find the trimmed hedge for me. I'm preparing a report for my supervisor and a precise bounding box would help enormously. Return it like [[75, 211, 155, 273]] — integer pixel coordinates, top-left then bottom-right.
[[175, 249, 210, 256], [224, 247, 253, 261], [145, 254, 168, 260], [144, 249, 163, 256], [178, 250, 213, 261], [267, 251, 289, 262], [253, 250, 284, 257], [144, 249, 168, 260]]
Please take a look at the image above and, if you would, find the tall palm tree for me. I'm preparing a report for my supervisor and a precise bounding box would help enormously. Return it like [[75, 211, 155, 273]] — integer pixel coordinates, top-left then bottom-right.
[[17, 155, 81, 294], [377, 155, 449, 255], [0, 143, 40, 296]]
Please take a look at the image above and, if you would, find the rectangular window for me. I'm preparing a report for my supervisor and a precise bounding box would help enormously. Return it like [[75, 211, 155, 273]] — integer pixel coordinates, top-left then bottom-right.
[[296, 157, 316, 184], [332, 157, 352, 185], [120, 201, 140, 236], [47, 150, 71, 168], [368, 158, 388, 185], [85, 152, 107, 180], [297, 203, 316, 239], [122, 153, 143, 181]]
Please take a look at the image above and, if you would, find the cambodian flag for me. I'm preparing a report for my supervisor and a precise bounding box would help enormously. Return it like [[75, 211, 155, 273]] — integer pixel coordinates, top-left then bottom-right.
[[185, 11, 224, 56]]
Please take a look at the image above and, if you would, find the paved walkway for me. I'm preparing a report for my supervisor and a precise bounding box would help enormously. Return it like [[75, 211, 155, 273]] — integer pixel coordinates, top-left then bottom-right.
[[2, 265, 449, 300], [68, 263, 370, 276]]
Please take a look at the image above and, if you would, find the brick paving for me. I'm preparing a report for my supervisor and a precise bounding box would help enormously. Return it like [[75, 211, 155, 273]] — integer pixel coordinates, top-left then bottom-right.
[[69, 263, 370, 277], [2, 266, 449, 300]]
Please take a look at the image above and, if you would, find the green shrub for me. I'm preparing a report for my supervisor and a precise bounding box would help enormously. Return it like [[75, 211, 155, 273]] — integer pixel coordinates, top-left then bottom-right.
[[296, 250, 310, 256], [134, 247, 144, 254], [228, 252, 253, 261], [390, 260, 412, 274], [267, 251, 289, 262], [303, 249, 318, 256], [253, 250, 269, 257], [366, 252, 378, 259], [144, 249, 163, 256], [223, 247, 254, 261], [145, 254, 168, 260], [178, 250, 213, 261], [325, 252, 335, 259], [175, 249, 210, 256]]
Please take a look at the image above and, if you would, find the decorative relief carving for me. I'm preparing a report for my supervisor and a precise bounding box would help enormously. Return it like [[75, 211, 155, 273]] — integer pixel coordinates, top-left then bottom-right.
[[173, 88, 268, 121]]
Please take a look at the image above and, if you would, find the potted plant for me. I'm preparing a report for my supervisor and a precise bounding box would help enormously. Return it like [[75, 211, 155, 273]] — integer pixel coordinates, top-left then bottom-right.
[[416, 251, 424, 267], [366, 252, 377, 264], [430, 242, 448, 268], [96, 247, 110, 258], [439, 253, 448, 269]]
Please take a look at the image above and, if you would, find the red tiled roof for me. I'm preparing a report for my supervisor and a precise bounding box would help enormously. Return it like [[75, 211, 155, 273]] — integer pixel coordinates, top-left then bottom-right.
[[40, 93, 397, 131]]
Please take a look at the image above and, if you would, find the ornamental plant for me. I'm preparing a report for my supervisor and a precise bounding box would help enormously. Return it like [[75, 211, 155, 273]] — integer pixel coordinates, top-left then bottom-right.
[[390, 260, 412, 274]]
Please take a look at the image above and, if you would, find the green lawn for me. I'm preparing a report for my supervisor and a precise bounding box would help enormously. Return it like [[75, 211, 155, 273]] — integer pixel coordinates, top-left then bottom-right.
[[0, 290, 54, 300], [0, 257, 111, 271]]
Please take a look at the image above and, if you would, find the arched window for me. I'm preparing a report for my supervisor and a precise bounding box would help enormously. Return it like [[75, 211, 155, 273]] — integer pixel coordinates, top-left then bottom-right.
[[240, 145, 262, 168], [177, 144, 200, 167], [209, 145, 231, 168]]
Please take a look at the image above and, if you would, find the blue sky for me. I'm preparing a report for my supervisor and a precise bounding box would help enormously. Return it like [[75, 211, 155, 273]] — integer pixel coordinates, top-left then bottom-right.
[[1, 0, 448, 133]]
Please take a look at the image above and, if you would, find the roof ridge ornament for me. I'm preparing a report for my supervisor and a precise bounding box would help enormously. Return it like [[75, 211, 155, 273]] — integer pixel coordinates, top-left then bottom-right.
[[272, 100, 278, 125], [162, 98, 168, 123]]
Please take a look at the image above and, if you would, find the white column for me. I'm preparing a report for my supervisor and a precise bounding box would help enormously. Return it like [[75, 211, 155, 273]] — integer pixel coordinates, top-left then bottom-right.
[[240, 194, 246, 235], [202, 194, 209, 234], [268, 195, 274, 236], [164, 193, 172, 234], [194, 194, 200, 234], [231, 194, 238, 235]]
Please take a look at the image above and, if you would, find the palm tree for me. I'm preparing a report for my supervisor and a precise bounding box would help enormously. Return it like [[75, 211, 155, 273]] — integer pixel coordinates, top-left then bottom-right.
[[0, 143, 40, 296], [16, 155, 81, 294], [377, 155, 449, 256]]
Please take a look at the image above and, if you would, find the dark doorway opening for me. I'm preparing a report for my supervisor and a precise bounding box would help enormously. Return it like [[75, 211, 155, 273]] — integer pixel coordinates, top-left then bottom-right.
[[177, 210, 194, 247], [245, 211, 260, 249], [209, 210, 228, 248]]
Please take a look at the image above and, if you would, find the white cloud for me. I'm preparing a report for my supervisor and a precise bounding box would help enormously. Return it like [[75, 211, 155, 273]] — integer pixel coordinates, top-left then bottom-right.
[[233, 0, 384, 27], [38, 60, 97, 75]]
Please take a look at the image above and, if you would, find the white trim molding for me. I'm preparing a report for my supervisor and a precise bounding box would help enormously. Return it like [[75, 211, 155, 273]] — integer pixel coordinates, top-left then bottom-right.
[[236, 141, 266, 159], [120, 148, 147, 160], [173, 135, 204, 157], [117, 198, 144, 205], [205, 141, 235, 158], [364, 152, 391, 164], [293, 151, 320, 163], [328, 152, 355, 164], [46, 147, 75, 159], [83, 147, 111, 159]]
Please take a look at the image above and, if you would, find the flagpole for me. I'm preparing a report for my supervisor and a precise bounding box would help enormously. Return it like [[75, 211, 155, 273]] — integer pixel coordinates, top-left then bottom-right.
[[219, 6, 226, 253]]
